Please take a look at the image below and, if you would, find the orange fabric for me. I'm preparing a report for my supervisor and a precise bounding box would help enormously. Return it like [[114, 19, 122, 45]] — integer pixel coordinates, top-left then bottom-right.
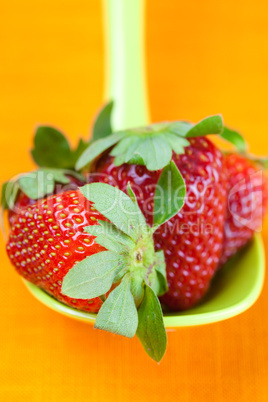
[[0, 1, 268, 400]]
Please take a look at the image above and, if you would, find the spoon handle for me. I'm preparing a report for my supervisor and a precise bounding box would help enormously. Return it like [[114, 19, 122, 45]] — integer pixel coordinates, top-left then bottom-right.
[[102, 0, 150, 130]]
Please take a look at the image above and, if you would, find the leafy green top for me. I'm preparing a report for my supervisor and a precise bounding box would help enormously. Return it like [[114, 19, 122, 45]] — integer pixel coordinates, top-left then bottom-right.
[[31, 102, 114, 169], [31, 126, 89, 169], [62, 163, 184, 362], [92, 101, 114, 141], [220, 126, 247, 153], [1, 169, 84, 210], [75, 102, 255, 172], [76, 114, 225, 171], [1, 104, 114, 210]]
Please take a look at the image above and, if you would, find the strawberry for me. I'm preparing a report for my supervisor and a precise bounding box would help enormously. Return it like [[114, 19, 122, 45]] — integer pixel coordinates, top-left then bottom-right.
[[76, 115, 231, 311], [220, 153, 268, 264], [87, 137, 227, 310], [6, 177, 184, 362]]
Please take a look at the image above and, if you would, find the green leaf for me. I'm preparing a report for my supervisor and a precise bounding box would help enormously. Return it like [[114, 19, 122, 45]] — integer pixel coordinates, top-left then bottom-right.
[[16, 168, 78, 200], [145, 250, 167, 297], [84, 221, 135, 253], [131, 135, 172, 171], [221, 126, 247, 152], [110, 136, 140, 165], [1, 182, 9, 210], [165, 132, 190, 154], [169, 121, 193, 136], [61, 251, 124, 299], [80, 183, 142, 240], [46, 169, 70, 184], [1, 181, 19, 210], [110, 136, 137, 158], [153, 161, 186, 228], [119, 134, 172, 171], [31, 126, 73, 169], [126, 183, 147, 229], [110, 130, 189, 171], [18, 170, 54, 199], [71, 138, 91, 164], [61, 169, 86, 183], [185, 115, 223, 138], [93, 101, 114, 141], [111, 135, 148, 166], [155, 250, 168, 296], [154, 250, 166, 279], [75, 132, 125, 171], [2, 168, 83, 211], [124, 154, 145, 166], [94, 276, 138, 338], [136, 284, 167, 362], [129, 276, 145, 307]]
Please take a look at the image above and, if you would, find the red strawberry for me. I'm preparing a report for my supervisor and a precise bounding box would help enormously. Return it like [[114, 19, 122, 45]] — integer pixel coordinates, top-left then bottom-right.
[[6, 190, 106, 312], [6, 181, 176, 362], [89, 137, 228, 310], [220, 153, 268, 264]]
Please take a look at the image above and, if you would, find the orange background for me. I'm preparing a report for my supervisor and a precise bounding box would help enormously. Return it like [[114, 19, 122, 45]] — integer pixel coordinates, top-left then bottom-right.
[[1, 0, 268, 400]]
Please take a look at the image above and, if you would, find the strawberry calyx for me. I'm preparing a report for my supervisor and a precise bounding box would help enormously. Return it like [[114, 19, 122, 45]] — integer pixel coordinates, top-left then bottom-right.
[[76, 113, 224, 171], [1, 119, 93, 212], [31, 126, 90, 170], [1, 103, 116, 212], [62, 163, 184, 362], [1, 168, 85, 211], [220, 126, 247, 153], [31, 102, 114, 170], [75, 101, 251, 172]]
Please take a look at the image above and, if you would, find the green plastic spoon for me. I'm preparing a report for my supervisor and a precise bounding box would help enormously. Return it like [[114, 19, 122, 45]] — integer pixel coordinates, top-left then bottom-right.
[[23, 0, 265, 326]]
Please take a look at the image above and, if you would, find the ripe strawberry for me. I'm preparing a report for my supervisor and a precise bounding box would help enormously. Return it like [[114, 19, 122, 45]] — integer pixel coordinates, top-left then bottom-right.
[[6, 190, 106, 312], [220, 153, 268, 264], [6, 180, 178, 362], [89, 136, 228, 310]]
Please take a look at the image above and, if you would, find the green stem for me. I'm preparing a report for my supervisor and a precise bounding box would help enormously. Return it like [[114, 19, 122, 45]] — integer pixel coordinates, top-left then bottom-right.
[[102, 0, 150, 130]]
